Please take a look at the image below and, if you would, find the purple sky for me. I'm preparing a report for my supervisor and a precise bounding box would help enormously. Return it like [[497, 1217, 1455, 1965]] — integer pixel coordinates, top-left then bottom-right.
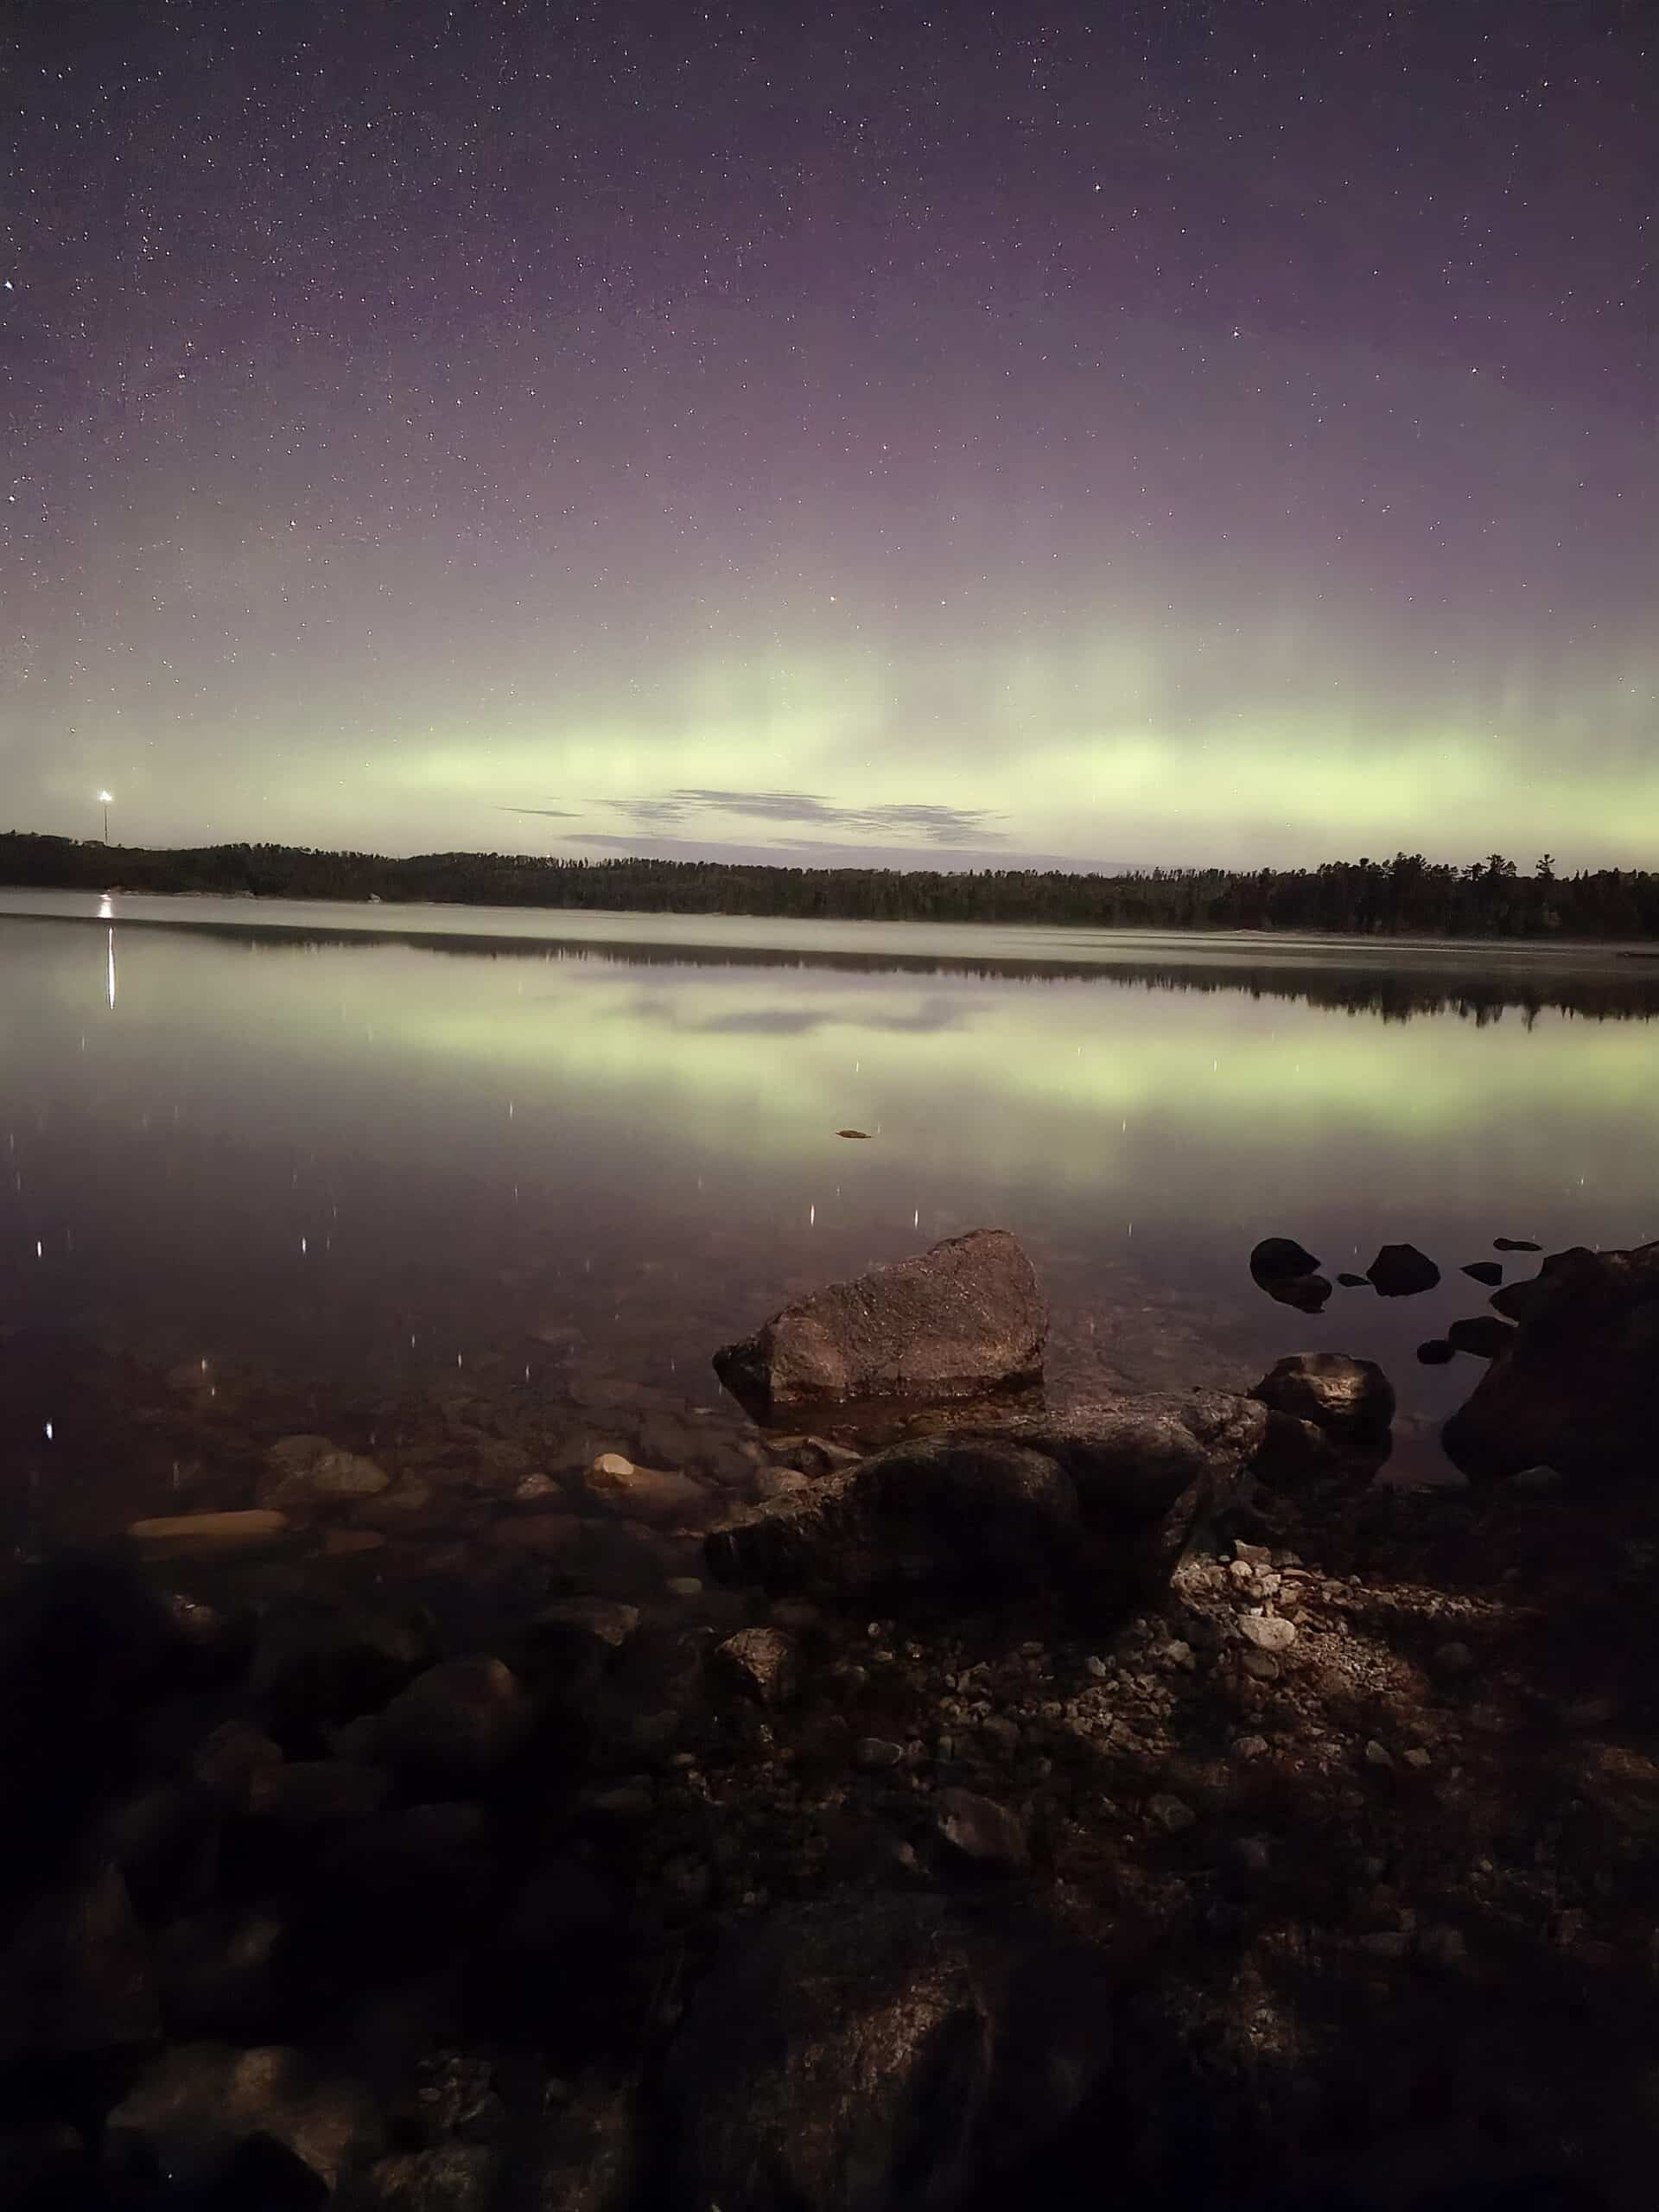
[[3, 0, 1654, 869]]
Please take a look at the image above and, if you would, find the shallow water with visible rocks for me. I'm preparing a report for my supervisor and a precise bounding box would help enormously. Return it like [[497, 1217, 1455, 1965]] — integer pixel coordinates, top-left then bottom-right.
[[3, 892, 1657, 1584]]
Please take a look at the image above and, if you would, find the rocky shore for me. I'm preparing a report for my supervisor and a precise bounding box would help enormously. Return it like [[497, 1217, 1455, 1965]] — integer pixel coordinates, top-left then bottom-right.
[[3, 1233, 1657, 2211]]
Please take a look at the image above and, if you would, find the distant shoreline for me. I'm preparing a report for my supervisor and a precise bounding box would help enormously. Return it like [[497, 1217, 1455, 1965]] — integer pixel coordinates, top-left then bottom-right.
[[2, 828, 1656, 943]]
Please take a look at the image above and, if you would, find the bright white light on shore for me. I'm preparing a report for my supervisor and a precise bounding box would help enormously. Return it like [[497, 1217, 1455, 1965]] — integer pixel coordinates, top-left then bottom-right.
[[98, 790, 113, 804]]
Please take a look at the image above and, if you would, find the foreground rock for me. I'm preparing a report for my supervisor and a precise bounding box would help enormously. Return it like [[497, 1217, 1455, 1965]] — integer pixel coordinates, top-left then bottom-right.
[[1442, 1238, 1659, 1482], [128, 1508, 290, 1548], [1366, 1242, 1440, 1297], [713, 1229, 1046, 1416], [1249, 1239, 1331, 1314], [1249, 1236, 1321, 1280], [1446, 1314, 1518, 1360], [375, 1656, 532, 1783], [0, 1863, 157, 2061], [1250, 1352, 1395, 1441], [258, 1435, 391, 1510], [705, 1389, 1309, 1617], [662, 1896, 1113, 2212], [106, 2043, 381, 2193], [583, 1452, 721, 1528]]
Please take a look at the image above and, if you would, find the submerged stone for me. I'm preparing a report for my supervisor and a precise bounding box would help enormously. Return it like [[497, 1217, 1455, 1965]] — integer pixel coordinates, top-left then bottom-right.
[[714, 1228, 1046, 1416]]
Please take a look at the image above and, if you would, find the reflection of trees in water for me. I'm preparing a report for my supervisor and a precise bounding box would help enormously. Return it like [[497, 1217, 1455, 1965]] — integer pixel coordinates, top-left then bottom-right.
[[44, 910, 1659, 1024]]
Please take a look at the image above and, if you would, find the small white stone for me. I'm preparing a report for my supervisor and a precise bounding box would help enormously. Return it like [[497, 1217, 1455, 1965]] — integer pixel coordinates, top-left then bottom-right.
[[1238, 1612, 1298, 1653]]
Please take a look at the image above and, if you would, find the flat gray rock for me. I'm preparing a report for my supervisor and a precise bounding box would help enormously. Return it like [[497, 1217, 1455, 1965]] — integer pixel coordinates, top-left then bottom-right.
[[713, 1229, 1046, 1414]]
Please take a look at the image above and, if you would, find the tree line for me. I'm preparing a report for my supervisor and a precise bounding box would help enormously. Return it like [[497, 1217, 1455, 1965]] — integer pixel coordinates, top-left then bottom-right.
[[3, 832, 1656, 939]]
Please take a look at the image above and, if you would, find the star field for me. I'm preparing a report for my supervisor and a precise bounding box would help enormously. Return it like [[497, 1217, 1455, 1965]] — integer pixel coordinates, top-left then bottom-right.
[[3, 0, 1654, 868]]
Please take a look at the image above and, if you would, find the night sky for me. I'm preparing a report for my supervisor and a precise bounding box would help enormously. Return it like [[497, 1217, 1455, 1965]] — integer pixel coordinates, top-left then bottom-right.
[[3, 0, 1654, 872]]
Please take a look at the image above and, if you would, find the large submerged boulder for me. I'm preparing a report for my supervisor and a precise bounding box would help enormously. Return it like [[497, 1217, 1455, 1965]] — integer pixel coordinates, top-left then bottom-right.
[[705, 1388, 1294, 1617], [713, 1230, 1047, 1416], [1441, 1240, 1659, 1483]]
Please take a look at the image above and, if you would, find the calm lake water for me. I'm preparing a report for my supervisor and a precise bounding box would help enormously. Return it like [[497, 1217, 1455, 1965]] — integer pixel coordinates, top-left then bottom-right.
[[3, 888, 1657, 1565]]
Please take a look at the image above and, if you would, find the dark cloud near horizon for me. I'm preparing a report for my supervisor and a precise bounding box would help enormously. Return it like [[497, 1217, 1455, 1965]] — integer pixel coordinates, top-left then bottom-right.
[[558, 831, 1131, 874], [604, 791, 1007, 845]]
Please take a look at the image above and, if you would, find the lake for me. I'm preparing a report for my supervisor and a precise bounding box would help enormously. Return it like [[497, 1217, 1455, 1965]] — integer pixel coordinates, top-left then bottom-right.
[[3, 888, 1656, 1574]]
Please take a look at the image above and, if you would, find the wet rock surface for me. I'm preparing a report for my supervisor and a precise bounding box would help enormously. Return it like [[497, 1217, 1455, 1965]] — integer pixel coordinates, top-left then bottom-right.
[[1367, 1243, 1443, 1298], [1249, 1236, 1323, 1281], [1443, 1239, 1659, 1484], [1251, 1352, 1397, 1440], [713, 1228, 1048, 1414], [1446, 1314, 1520, 1361], [1249, 1239, 1332, 1316], [704, 1389, 1287, 1619]]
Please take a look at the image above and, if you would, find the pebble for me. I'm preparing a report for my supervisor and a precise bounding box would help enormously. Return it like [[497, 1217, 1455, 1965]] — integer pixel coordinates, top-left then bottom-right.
[[979, 1715, 1021, 1754], [1433, 1641, 1476, 1677], [1359, 1930, 1410, 1960], [248, 1759, 392, 1827], [1511, 1465, 1564, 1494], [770, 1600, 823, 1633], [1402, 1746, 1433, 1770], [1239, 1649, 1281, 1681], [1147, 1793, 1196, 1834], [937, 1787, 1029, 1868], [1421, 1927, 1467, 1967], [582, 1785, 656, 1821], [709, 1627, 799, 1710], [1363, 1739, 1395, 1770], [1085, 1656, 1109, 1680], [1232, 1735, 1270, 1762], [666, 1576, 703, 1598], [191, 1720, 283, 1802], [1238, 1613, 1298, 1654], [855, 1737, 905, 1771]]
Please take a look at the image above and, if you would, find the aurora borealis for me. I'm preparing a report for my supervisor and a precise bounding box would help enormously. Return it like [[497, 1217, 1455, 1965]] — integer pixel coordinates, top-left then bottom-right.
[[3, 0, 1654, 871]]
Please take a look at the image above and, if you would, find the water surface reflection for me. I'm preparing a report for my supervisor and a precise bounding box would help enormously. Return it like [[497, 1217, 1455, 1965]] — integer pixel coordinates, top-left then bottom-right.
[[2, 898, 1656, 1554]]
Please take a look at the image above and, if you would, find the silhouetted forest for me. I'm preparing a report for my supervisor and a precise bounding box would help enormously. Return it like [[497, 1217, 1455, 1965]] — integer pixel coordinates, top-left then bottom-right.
[[3, 831, 1658, 938]]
